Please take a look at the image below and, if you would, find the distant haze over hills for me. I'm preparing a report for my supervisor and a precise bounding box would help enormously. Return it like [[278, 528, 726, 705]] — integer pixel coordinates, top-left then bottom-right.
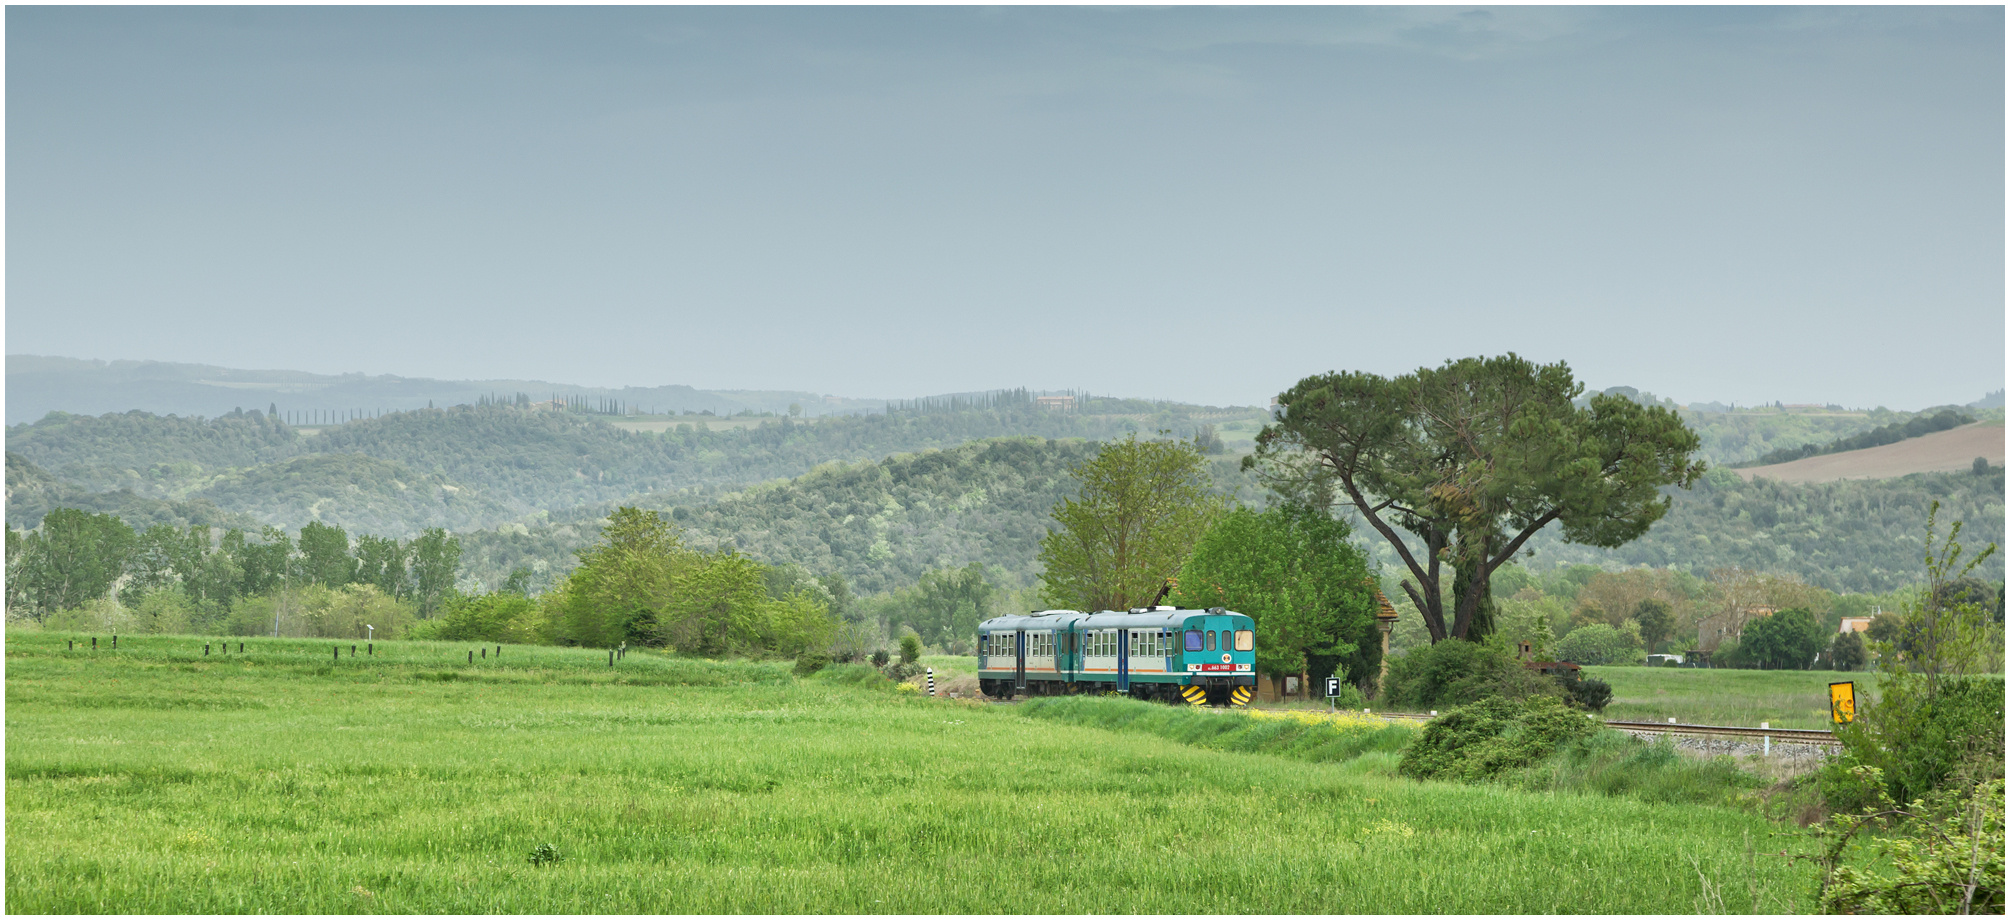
[[5, 355, 899, 424], [6, 355, 1996, 427]]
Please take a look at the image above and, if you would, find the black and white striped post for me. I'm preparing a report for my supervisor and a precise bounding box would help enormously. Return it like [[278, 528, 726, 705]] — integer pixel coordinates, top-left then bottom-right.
[[926, 668, 935, 697]]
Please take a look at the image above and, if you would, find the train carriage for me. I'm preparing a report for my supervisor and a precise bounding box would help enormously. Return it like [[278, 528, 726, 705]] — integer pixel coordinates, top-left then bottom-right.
[[976, 606, 1256, 706]]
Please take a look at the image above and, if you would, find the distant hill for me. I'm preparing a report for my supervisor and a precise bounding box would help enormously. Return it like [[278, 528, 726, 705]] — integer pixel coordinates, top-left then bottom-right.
[[1736, 423, 2005, 484], [5, 354, 888, 423], [4, 453, 259, 532], [189, 454, 521, 537], [1519, 466, 2003, 594], [454, 438, 1261, 596], [6, 399, 1261, 541]]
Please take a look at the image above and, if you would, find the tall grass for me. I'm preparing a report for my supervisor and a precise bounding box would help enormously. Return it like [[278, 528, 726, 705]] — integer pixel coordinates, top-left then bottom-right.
[[1019, 695, 1416, 765], [9, 630, 1823, 913]]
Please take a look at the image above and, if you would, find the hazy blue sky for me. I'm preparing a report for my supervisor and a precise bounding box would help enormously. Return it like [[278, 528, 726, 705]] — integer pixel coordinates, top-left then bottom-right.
[[8, 6, 2003, 409]]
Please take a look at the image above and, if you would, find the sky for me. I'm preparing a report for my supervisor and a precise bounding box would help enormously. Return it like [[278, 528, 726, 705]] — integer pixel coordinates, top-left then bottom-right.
[[7, 6, 2004, 409]]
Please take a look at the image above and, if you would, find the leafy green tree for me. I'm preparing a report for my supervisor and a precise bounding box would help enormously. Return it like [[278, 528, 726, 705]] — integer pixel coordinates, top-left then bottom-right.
[[121, 524, 195, 606], [421, 591, 544, 644], [353, 534, 409, 599], [554, 508, 685, 647], [1835, 503, 2004, 807], [296, 521, 355, 588], [1169, 504, 1379, 696], [15, 508, 136, 618], [664, 552, 772, 655], [501, 566, 534, 596], [224, 526, 292, 598], [818, 573, 856, 622], [1555, 623, 1642, 666], [901, 564, 996, 650], [1250, 355, 1705, 642], [1633, 598, 1675, 653], [1739, 607, 1826, 670], [1829, 630, 1867, 672], [5, 527, 26, 615], [408, 527, 462, 619], [1038, 433, 1225, 611]]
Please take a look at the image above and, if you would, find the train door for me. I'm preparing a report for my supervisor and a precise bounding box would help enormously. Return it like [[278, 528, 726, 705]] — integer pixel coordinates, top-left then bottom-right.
[[1014, 630, 1027, 691], [1116, 629, 1129, 692]]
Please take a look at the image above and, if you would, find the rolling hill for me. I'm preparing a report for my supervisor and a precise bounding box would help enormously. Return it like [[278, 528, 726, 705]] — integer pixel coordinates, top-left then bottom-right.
[[1736, 423, 2004, 483]]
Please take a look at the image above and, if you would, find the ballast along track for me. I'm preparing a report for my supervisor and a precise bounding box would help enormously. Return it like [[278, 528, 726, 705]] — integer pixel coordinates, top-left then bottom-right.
[[1602, 719, 1841, 746], [1377, 711, 1840, 745]]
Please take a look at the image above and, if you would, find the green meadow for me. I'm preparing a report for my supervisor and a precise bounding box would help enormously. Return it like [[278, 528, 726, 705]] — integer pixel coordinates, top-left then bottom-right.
[[1586, 665, 1877, 730], [9, 631, 1826, 913]]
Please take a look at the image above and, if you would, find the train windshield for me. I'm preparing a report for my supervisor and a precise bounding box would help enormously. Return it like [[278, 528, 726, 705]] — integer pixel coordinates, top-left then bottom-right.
[[1235, 630, 1254, 651], [1185, 629, 1204, 652]]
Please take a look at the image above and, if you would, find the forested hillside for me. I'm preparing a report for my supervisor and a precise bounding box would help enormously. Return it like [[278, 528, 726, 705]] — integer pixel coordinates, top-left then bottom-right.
[[190, 454, 520, 537], [4, 453, 258, 533], [6, 408, 298, 495], [5, 401, 1246, 533], [10, 389, 2000, 601], [1513, 466, 2004, 593], [454, 440, 1259, 596]]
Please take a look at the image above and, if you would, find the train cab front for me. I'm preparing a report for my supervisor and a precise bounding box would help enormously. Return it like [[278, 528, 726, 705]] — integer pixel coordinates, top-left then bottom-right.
[[1176, 610, 1256, 707]]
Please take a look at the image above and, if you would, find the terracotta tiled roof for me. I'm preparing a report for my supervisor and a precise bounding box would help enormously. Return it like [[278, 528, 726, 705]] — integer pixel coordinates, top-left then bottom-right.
[[1374, 589, 1399, 621]]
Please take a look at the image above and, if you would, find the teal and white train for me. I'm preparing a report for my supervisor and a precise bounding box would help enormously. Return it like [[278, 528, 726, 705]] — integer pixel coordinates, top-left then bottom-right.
[[975, 606, 1256, 706]]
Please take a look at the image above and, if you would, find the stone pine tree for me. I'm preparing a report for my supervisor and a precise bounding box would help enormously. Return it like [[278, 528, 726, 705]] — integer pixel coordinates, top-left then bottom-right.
[[1038, 433, 1225, 612], [1250, 354, 1705, 643]]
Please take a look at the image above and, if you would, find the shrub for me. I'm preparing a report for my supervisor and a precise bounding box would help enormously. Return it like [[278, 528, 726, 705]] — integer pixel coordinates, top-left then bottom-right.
[[1556, 623, 1642, 666], [792, 652, 830, 676], [898, 634, 921, 664], [1813, 771, 2005, 914], [1379, 639, 1562, 711], [1831, 675, 2005, 807], [870, 649, 890, 668], [1565, 676, 1613, 712], [1329, 681, 1368, 710], [1398, 695, 1599, 783]]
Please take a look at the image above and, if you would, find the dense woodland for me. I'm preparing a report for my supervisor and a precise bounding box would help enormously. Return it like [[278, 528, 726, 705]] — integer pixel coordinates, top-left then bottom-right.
[[6, 389, 2003, 665], [5, 399, 1244, 534], [1518, 466, 2004, 593]]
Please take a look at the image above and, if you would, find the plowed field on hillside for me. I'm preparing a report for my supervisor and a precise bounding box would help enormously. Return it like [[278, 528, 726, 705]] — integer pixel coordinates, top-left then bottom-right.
[[1737, 423, 2004, 483]]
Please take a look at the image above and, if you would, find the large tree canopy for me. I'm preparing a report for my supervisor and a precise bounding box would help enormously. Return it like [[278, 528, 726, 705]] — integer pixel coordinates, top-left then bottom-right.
[[1038, 434, 1225, 612], [1168, 503, 1380, 693], [1250, 355, 1705, 643]]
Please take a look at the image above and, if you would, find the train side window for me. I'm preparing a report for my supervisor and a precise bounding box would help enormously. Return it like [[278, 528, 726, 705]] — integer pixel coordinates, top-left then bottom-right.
[[1185, 629, 1203, 652], [1236, 629, 1254, 652]]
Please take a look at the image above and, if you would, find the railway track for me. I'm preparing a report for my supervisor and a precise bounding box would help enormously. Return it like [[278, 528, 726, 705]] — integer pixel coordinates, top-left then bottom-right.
[[1603, 719, 1840, 746], [978, 697, 1840, 745]]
